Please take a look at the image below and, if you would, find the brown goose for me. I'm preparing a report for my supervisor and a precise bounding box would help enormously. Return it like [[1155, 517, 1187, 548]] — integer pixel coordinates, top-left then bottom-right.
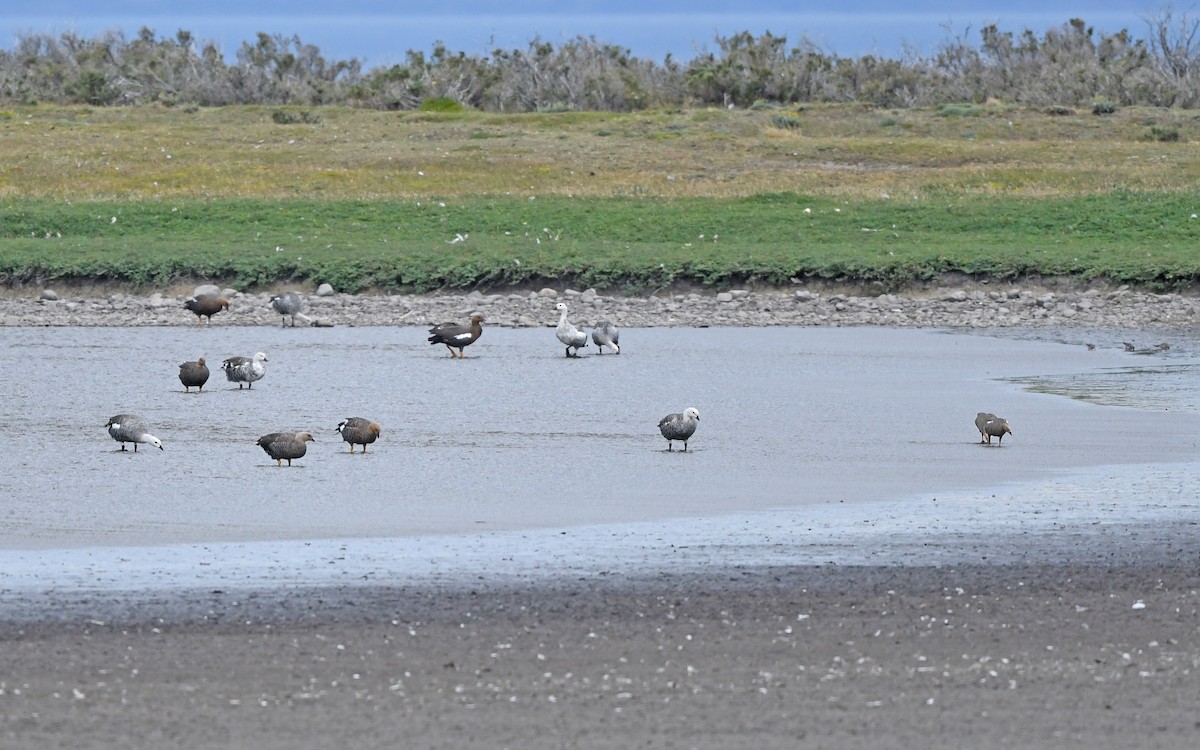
[[336, 417, 382, 453], [257, 431, 314, 466], [184, 293, 229, 324], [658, 407, 700, 452], [974, 412, 1012, 445], [178, 357, 210, 392], [427, 314, 484, 357]]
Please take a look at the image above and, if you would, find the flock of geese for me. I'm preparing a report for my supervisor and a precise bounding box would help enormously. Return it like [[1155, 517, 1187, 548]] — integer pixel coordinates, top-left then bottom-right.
[[106, 292, 700, 463]]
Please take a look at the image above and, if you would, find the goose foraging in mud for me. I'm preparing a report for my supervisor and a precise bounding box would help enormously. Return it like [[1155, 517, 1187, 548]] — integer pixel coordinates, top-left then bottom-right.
[[658, 407, 700, 452], [257, 431, 314, 466], [974, 412, 1012, 445], [555, 302, 588, 357], [336, 417, 382, 453], [106, 414, 163, 452], [591, 321, 620, 354]]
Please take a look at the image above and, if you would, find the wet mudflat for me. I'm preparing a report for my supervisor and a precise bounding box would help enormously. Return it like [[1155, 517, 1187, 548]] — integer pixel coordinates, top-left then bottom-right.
[[2, 324, 1199, 749]]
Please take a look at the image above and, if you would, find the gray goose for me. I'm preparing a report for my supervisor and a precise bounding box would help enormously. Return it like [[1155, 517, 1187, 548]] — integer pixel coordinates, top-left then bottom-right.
[[184, 293, 229, 324], [974, 412, 1012, 445], [336, 417, 382, 453], [555, 302, 588, 357], [427, 314, 485, 357], [591, 321, 620, 354], [178, 356, 210, 392], [222, 352, 268, 389], [257, 431, 314, 466], [658, 407, 700, 452], [270, 292, 308, 327], [106, 414, 164, 452]]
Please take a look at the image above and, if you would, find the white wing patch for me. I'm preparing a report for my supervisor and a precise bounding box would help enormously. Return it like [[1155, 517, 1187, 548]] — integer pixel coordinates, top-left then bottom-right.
[[451, 332, 472, 341]]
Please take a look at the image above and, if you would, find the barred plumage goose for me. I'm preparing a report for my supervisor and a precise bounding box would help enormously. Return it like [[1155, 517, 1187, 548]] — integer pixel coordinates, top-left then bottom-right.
[[658, 407, 700, 452], [106, 414, 163, 452], [222, 352, 268, 389]]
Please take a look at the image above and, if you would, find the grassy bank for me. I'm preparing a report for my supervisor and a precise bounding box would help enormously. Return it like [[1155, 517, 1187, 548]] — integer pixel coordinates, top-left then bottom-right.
[[2, 104, 1199, 292]]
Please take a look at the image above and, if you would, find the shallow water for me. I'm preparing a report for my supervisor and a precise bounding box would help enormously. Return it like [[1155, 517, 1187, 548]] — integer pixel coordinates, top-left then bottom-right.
[[2, 324, 1197, 555]]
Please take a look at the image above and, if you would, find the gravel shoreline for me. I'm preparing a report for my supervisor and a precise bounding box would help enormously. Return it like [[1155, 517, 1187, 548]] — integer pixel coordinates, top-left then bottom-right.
[[5, 281, 1200, 329]]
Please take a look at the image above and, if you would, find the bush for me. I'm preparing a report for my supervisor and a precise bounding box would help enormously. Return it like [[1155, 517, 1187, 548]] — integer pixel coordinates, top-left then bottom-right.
[[271, 109, 322, 124], [1091, 101, 1118, 115], [1146, 126, 1181, 142], [417, 96, 465, 112], [770, 114, 801, 130]]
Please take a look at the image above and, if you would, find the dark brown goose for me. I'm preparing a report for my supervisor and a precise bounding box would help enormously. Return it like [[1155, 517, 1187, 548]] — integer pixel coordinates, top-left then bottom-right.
[[178, 356, 210, 392], [257, 431, 314, 466], [184, 293, 229, 324], [427, 314, 484, 358], [336, 417, 382, 453], [974, 412, 1012, 445]]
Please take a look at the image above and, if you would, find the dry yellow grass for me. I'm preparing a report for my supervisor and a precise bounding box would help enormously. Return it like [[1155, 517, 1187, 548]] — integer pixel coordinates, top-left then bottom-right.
[[1, 103, 1198, 201]]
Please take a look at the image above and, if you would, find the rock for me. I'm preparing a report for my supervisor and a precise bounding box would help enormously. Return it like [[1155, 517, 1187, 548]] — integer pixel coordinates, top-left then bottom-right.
[[537, 288, 558, 298], [716, 292, 734, 302], [40, 289, 59, 301], [316, 283, 335, 297], [193, 284, 220, 297]]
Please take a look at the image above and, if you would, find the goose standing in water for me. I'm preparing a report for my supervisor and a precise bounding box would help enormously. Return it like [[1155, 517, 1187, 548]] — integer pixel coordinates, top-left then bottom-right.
[[974, 412, 1012, 445], [658, 407, 700, 452], [178, 356, 210, 392], [336, 417, 382, 453], [222, 352, 268, 389], [591, 321, 620, 354], [257, 431, 314, 466], [183, 293, 229, 325], [555, 302, 588, 357], [270, 292, 309, 327], [106, 414, 164, 452], [427, 314, 485, 358]]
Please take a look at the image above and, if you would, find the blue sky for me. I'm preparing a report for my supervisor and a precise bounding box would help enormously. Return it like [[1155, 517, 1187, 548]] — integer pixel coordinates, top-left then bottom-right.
[[6, 2, 1166, 65]]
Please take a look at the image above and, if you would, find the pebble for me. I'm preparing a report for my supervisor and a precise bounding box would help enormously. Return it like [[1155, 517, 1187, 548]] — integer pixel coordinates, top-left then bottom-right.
[[0, 284, 1196, 329]]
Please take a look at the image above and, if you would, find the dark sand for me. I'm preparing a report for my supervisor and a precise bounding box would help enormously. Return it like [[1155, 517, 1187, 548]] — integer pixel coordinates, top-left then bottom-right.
[[3, 521, 1199, 749]]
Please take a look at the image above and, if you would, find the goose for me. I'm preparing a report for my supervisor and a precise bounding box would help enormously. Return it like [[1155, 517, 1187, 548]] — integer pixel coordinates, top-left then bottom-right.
[[427, 314, 485, 357], [178, 356, 210, 393], [183, 293, 229, 324], [222, 352, 268, 389], [270, 292, 309, 327], [336, 417, 382, 453], [257, 431, 314, 466], [106, 414, 163, 452], [555, 302, 588, 357], [591, 321, 620, 354], [658, 407, 700, 452], [974, 412, 1012, 445]]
